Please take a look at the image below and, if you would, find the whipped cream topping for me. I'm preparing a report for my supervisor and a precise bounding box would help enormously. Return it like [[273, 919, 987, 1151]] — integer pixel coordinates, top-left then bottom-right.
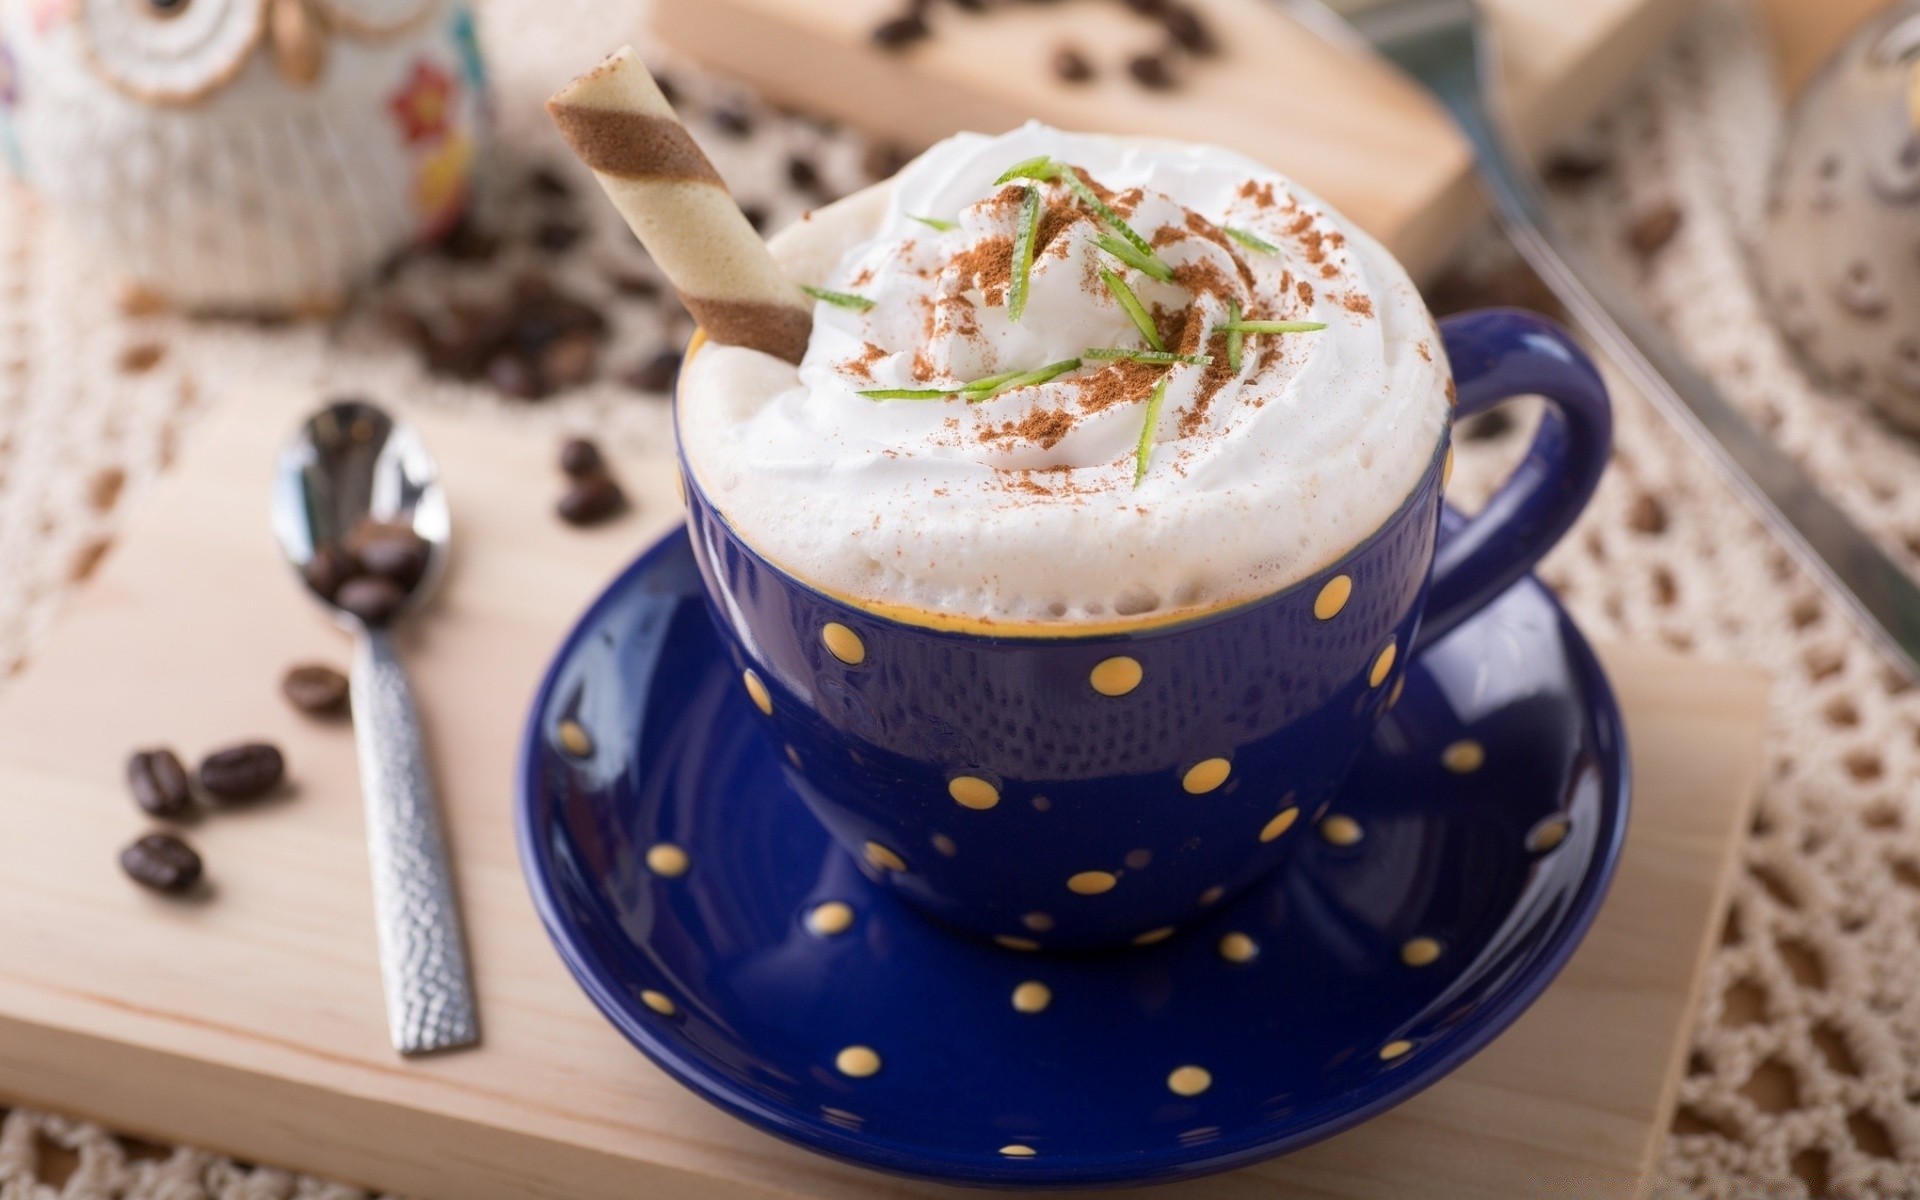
[[678, 123, 1452, 625]]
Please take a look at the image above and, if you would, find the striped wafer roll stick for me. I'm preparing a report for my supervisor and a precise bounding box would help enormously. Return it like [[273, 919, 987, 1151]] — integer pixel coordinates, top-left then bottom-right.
[[547, 47, 813, 364]]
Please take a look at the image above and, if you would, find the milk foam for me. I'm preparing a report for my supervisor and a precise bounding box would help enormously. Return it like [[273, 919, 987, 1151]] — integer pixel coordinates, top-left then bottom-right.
[[678, 123, 1452, 625]]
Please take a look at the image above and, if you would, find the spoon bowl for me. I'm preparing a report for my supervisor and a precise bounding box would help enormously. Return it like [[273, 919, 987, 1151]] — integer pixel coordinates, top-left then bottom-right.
[[272, 399, 451, 628]]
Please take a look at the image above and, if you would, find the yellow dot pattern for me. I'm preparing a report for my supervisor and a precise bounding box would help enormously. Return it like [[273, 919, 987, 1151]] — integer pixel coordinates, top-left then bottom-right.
[[835, 1045, 881, 1077], [1218, 932, 1259, 963], [1090, 656, 1144, 697], [640, 989, 675, 1016], [864, 841, 906, 872], [948, 775, 1000, 810], [1198, 885, 1226, 906], [1167, 1065, 1212, 1097], [1132, 926, 1176, 946], [822, 623, 866, 666], [1320, 815, 1364, 847], [1527, 815, 1571, 853], [806, 901, 854, 936], [558, 720, 592, 757], [995, 935, 1040, 952], [1380, 1039, 1414, 1061], [1124, 848, 1153, 870], [1000, 1144, 1037, 1158], [1441, 739, 1485, 773], [1021, 912, 1055, 932], [1182, 758, 1232, 795], [1314, 575, 1353, 620], [931, 833, 959, 858], [1259, 807, 1300, 843], [646, 843, 689, 877], [1370, 640, 1398, 688], [1067, 870, 1117, 895], [742, 669, 772, 716], [1012, 981, 1052, 1013], [1401, 937, 1442, 967]]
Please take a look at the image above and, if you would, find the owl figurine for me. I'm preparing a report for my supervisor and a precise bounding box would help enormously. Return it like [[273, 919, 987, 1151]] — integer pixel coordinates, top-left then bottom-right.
[[0, 0, 487, 313]]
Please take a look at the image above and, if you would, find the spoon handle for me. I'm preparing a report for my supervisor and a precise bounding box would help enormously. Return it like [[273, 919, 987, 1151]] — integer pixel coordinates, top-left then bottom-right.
[[351, 626, 480, 1055]]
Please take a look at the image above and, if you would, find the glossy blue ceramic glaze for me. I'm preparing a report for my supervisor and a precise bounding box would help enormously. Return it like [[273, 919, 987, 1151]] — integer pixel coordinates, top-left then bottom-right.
[[677, 309, 1612, 948], [514, 521, 1629, 1188]]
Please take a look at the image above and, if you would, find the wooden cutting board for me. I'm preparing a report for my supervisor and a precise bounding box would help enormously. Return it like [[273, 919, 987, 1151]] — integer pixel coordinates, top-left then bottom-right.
[[0, 381, 1768, 1199], [651, 0, 1697, 280]]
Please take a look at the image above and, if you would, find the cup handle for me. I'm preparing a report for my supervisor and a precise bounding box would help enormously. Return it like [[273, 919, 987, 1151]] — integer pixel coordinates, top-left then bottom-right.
[[1414, 308, 1614, 653]]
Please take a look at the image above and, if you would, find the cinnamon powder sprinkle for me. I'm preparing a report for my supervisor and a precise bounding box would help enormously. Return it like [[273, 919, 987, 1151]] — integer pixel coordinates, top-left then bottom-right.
[[950, 234, 1015, 306], [980, 406, 1075, 450], [1237, 180, 1278, 208], [843, 341, 887, 380], [1340, 292, 1374, 318]]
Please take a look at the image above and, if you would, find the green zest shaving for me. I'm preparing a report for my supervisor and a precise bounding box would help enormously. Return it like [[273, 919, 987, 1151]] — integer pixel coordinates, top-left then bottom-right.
[[1216, 320, 1329, 334], [857, 388, 957, 400], [1224, 226, 1281, 255], [803, 286, 876, 311], [1225, 297, 1245, 374], [1100, 269, 1165, 352], [975, 357, 1083, 401], [1009, 185, 1041, 322], [1134, 377, 1169, 487], [1085, 347, 1213, 366], [910, 214, 959, 232], [1092, 234, 1175, 282], [997, 156, 1173, 280]]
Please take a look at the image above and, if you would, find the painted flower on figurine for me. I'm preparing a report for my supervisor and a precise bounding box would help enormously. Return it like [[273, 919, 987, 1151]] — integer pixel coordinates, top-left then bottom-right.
[[413, 130, 473, 236], [389, 59, 457, 146]]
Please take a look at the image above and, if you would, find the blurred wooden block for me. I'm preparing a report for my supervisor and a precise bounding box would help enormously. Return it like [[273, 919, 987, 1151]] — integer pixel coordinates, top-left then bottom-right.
[[652, 0, 1696, 279], [0, 376, 1768, 1199]]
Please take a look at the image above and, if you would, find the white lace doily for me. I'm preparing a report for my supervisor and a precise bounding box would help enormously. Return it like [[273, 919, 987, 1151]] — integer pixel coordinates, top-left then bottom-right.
[[3, 1, 1918, 1195]]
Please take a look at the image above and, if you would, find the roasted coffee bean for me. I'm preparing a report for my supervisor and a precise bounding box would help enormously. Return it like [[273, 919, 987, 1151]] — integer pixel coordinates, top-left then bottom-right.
[[1627, 202, 1683, 259], [1161, 5, 1212, 52], [127, 748, 194, 819], [528, 164, 574, 199], [198, 742, 285, 802], [1052, 46, 1094, 82], [435, 216, 501, 263], [864, 141, 914, 182], [607, 270, 661, 300], [711, 106, 754, 137], [1543, 148, 1610, 185], [120, 833, 203, 894], [301, 543, 357, 601], [624, 349, 683, 394], [540, 330, 600, 391], [949, 0, 987, 11], [787, 155, 823, 193], [557, 473, 627, 527], [1122, 0, 1167, 14], [1127, 52, 1175, 89], [336, 575, 409, 625], [560, 437, 606, 479], [534, 220, 584, 254], [282, 663, 350, 716], [873, 14, 930, 49], [348, 521, 430, 591]]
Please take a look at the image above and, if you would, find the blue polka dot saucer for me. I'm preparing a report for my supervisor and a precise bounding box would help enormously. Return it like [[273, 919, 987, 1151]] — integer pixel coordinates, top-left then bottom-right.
[[515, 524, 1629, 1189]]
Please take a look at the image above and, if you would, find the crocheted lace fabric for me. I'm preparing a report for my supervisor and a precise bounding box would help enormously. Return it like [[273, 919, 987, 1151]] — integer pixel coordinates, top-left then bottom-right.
[[1, 1, 1915, 1195]]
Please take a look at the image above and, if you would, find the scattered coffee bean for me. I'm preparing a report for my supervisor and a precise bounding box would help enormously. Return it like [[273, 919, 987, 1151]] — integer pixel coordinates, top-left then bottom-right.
[[119, 342, 166, 375], [1628, 492, 1669, 535], [625, 349, 684, 394], [434, 215, 502, 263], [560, 437, 606, 479], [337, 575, 409, 625], [1128, 52, 1176, 89], [787, 154, 823, 193], [393, 276, 611, 401], [282, 664, 351, 717], [534, 220, 584, 254], [1053, 46, 1094, 82], [302, 543, 358, 602], [873, 14, 930, 49], [198, 742, 286, 803], [864, 141, 915, 182], [347, 520, 430, 591], [558, 473, 627, 527], [1123, 0, 1167, 14], [1627, 202, 1683, 259], [1161, 5, 1213, 52], [127, 748, 194, 820], [121, 833, 203, 894], [1543, 148, 1610, 185], [607, 270, 661, 300], [950, 0, 987, 11], [711, 106, 754, 138], [527, 164, 573, 199]]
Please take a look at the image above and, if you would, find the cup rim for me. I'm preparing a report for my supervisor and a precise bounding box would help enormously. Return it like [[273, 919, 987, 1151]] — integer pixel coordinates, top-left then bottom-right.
[[674, 330, 1452, 642]]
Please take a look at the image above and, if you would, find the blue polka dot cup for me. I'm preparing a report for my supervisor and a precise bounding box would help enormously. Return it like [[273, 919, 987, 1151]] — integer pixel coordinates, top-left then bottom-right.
[[678, 309, 1612, 950]]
